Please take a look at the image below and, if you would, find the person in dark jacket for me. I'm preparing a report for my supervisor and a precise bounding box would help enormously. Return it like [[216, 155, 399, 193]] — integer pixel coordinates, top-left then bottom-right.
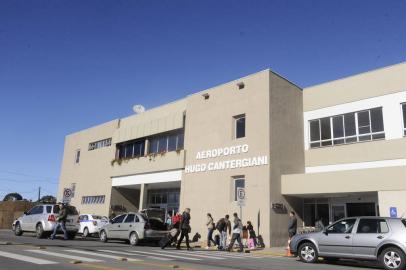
[[288, 211, 297, 239], [51, 203, 68, 240], [176, 208, 193, 250], [246, 221, 257, 247]]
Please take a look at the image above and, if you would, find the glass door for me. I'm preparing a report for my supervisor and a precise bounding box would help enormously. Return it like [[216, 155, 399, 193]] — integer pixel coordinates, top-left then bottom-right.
[[331, 204, 346, 222]]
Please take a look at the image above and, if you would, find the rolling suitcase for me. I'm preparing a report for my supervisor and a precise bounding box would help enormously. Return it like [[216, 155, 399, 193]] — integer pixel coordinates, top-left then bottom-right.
[[159, 234, 173, 249], [256, 235, 265, 248]]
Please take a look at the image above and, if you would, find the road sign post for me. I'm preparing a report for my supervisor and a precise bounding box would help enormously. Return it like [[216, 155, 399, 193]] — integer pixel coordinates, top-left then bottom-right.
[[63, 188, 73, 204], [237, 187, 245, 220]]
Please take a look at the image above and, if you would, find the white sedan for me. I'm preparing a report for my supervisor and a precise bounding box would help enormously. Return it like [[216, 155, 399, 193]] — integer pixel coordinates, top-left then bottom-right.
[[78, 214, 108, 237]]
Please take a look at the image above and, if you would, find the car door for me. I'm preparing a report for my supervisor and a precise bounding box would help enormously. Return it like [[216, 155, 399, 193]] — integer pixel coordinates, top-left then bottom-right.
[[120, 214, 136, 239], [317, 218, 357, 257], [20, 207, 35, 231], [25, 206, 43, 231], [108, 214, 126, 238], [352, 218, 390, 259]]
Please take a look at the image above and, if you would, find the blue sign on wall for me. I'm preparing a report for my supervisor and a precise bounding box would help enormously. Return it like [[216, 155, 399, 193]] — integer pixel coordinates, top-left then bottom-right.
[[390, 207, 398, 218]]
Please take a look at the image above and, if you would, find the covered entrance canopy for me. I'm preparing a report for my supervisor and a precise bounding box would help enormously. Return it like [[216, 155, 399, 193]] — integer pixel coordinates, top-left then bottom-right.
[[110, 170, 182, 216]]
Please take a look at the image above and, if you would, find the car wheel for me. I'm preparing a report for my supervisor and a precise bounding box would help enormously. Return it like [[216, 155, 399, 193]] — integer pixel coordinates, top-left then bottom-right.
[[83, 227, 89, 238], [129, 232, 139, 246], [100, 230, 108, 242], [36, 224, 45, 239], [14, 223, 23, 236], [380, 247, 406, 270], [298, 242, 318, 263]]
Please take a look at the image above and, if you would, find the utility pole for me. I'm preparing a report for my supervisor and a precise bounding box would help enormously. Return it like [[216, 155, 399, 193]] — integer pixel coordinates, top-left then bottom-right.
[[38, 186, 41, 201]]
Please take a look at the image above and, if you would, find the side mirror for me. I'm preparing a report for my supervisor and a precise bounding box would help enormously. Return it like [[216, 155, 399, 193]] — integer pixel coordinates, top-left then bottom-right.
[[323, 229, 328, 235], [23, 211, 28, 215], [109, 219, 113, 223]]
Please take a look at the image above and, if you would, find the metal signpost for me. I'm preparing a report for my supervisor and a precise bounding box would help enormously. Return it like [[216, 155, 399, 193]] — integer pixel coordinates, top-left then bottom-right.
[[237, 187, 245, 219], [62, 188, 73, 204]]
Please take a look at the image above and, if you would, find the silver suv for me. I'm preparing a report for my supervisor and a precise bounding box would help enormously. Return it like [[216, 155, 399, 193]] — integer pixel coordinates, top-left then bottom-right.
[[290, 217, 406, 270], [99, 212, 168, 246], [13, 204, 79, 239]]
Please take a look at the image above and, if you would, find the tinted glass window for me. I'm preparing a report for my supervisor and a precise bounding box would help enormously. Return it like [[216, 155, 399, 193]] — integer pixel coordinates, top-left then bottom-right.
[[66, 206, 78, 215], [344, 113, 356, 136], [357, 219, 389, 234], [357, 111, 371, 134], [158, 136, 167, 152], [46, 206, 52, 213], [168, 134, 177, 152], [149, 138, 159, 153], [370, 108, 384, 133], [403, 104, 406, 135], [333, 116, 344, 138], [309, 120, 320, 142], [112, 214, 126, 224], [33, 206, 44, 215], [327, 218, 356, 234], [177, 133, 184, 150], [124, 214, 135, 223], [320, 118, 331, 140], [235, 115, 246, 139]]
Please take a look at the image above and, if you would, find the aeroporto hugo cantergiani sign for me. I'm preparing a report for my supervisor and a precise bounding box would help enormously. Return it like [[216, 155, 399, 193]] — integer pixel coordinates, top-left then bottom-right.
[[185, 144, 268, 173]]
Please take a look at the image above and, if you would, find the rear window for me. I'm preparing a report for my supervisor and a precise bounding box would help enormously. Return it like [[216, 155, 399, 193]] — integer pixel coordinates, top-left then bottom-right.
[[53, 205, 78, 215], [46, 206, 52, 213], [91, 215, 103, 220]]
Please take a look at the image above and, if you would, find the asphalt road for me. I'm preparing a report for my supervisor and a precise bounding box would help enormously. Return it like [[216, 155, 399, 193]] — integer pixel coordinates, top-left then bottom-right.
[[0, 230, 381, 270]]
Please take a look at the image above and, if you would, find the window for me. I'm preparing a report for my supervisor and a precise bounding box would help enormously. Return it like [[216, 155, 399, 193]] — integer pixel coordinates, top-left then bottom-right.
[[402, 104, 406, 136], [75, 149, 81, 164], [118, 139, 145, 159], [112, 214, 126, 224], [81, 195, 105, 205], [124, 214, 135, 223], [357, 219, 389, 234], [326, 218, 356, 234], [234, 177, 245, 201], [234, 114, 246, 139], [46, 206, 52, 213], [88, 138, 112, 151], [148, 130, 184, 154], [28, 206, 43, 215], [309, 108, 385, 148], [79, 215, 89, 222]]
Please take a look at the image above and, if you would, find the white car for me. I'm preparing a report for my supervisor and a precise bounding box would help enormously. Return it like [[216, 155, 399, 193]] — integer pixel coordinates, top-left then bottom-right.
[[78, 214, 108, 237], [12, 204, 79, 239]]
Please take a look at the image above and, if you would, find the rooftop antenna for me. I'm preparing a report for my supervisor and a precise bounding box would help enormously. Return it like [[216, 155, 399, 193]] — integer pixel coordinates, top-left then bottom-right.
[[133, 104, 145, 114]]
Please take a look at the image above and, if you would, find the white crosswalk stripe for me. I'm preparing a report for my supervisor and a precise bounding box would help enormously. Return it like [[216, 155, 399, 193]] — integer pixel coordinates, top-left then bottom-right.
[[157, 250, 225, 260], [65, 249, 142, 261], [125, 250, 201, 261], [27, 250, 103, 262], [0, 250, 58, 265], [160, 249, 267, 259], [98, 249, 173, 261]]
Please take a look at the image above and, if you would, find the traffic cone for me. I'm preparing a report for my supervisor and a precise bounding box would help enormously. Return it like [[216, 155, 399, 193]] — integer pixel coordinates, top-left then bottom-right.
[[286, 238, 293, 257]]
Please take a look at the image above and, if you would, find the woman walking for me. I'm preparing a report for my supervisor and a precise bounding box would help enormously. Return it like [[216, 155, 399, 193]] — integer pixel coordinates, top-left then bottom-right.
[[206, 213, 216, 249]]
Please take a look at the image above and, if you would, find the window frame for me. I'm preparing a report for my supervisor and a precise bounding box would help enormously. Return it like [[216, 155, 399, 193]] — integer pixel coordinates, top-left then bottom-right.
[[402, 103, 406, 136], [234, 114, 246, 139], [74, 149, 81, 164], [309, 107, 385, 149]]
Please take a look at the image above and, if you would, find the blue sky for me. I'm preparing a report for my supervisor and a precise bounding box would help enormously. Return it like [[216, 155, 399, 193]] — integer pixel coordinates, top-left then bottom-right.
[[0, 0, 405, 200]]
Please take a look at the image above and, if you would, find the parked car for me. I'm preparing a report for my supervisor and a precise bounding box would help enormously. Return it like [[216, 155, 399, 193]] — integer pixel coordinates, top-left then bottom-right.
[[289, 217, 406, 270], [12, 204, 79, 239], [78, 214, 109, 237], [99, 212, 168, 246]]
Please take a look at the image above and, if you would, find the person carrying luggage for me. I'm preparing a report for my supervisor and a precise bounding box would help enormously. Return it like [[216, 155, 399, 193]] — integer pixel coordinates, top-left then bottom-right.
[[226, 212, 243, 252], [206, 213, 216, 249], [176, 208, 192, 250]]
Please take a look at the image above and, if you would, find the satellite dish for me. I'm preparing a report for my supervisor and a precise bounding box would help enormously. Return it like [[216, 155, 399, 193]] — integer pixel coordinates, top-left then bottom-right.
[[133, 104, 145, 114]]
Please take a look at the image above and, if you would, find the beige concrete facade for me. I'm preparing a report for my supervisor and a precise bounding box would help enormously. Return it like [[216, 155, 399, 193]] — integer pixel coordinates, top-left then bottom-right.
[[58, 61, 406, 248]]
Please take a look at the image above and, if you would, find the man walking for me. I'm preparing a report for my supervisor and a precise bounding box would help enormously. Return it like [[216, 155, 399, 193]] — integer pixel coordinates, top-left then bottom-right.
[[176, 208, 193, 250], [51, 203, 68, 240], [216, 216, 226, 250], [226, 213, 243, 252]]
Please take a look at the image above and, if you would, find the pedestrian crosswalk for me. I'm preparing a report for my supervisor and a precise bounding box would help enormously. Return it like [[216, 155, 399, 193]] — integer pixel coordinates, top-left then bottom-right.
[[0, 247, 283, 266]]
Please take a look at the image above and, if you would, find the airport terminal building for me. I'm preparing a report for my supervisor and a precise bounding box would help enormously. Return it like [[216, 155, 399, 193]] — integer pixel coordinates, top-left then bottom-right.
[[58, 62, 406, 246]]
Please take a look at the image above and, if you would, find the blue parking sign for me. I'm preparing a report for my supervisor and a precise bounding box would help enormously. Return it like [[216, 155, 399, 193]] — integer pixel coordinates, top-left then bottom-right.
[[390, 207, 397, 218]]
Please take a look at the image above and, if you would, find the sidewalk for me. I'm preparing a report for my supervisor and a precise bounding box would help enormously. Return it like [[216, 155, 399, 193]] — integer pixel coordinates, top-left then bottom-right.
[[191, 241, 287, 256]]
